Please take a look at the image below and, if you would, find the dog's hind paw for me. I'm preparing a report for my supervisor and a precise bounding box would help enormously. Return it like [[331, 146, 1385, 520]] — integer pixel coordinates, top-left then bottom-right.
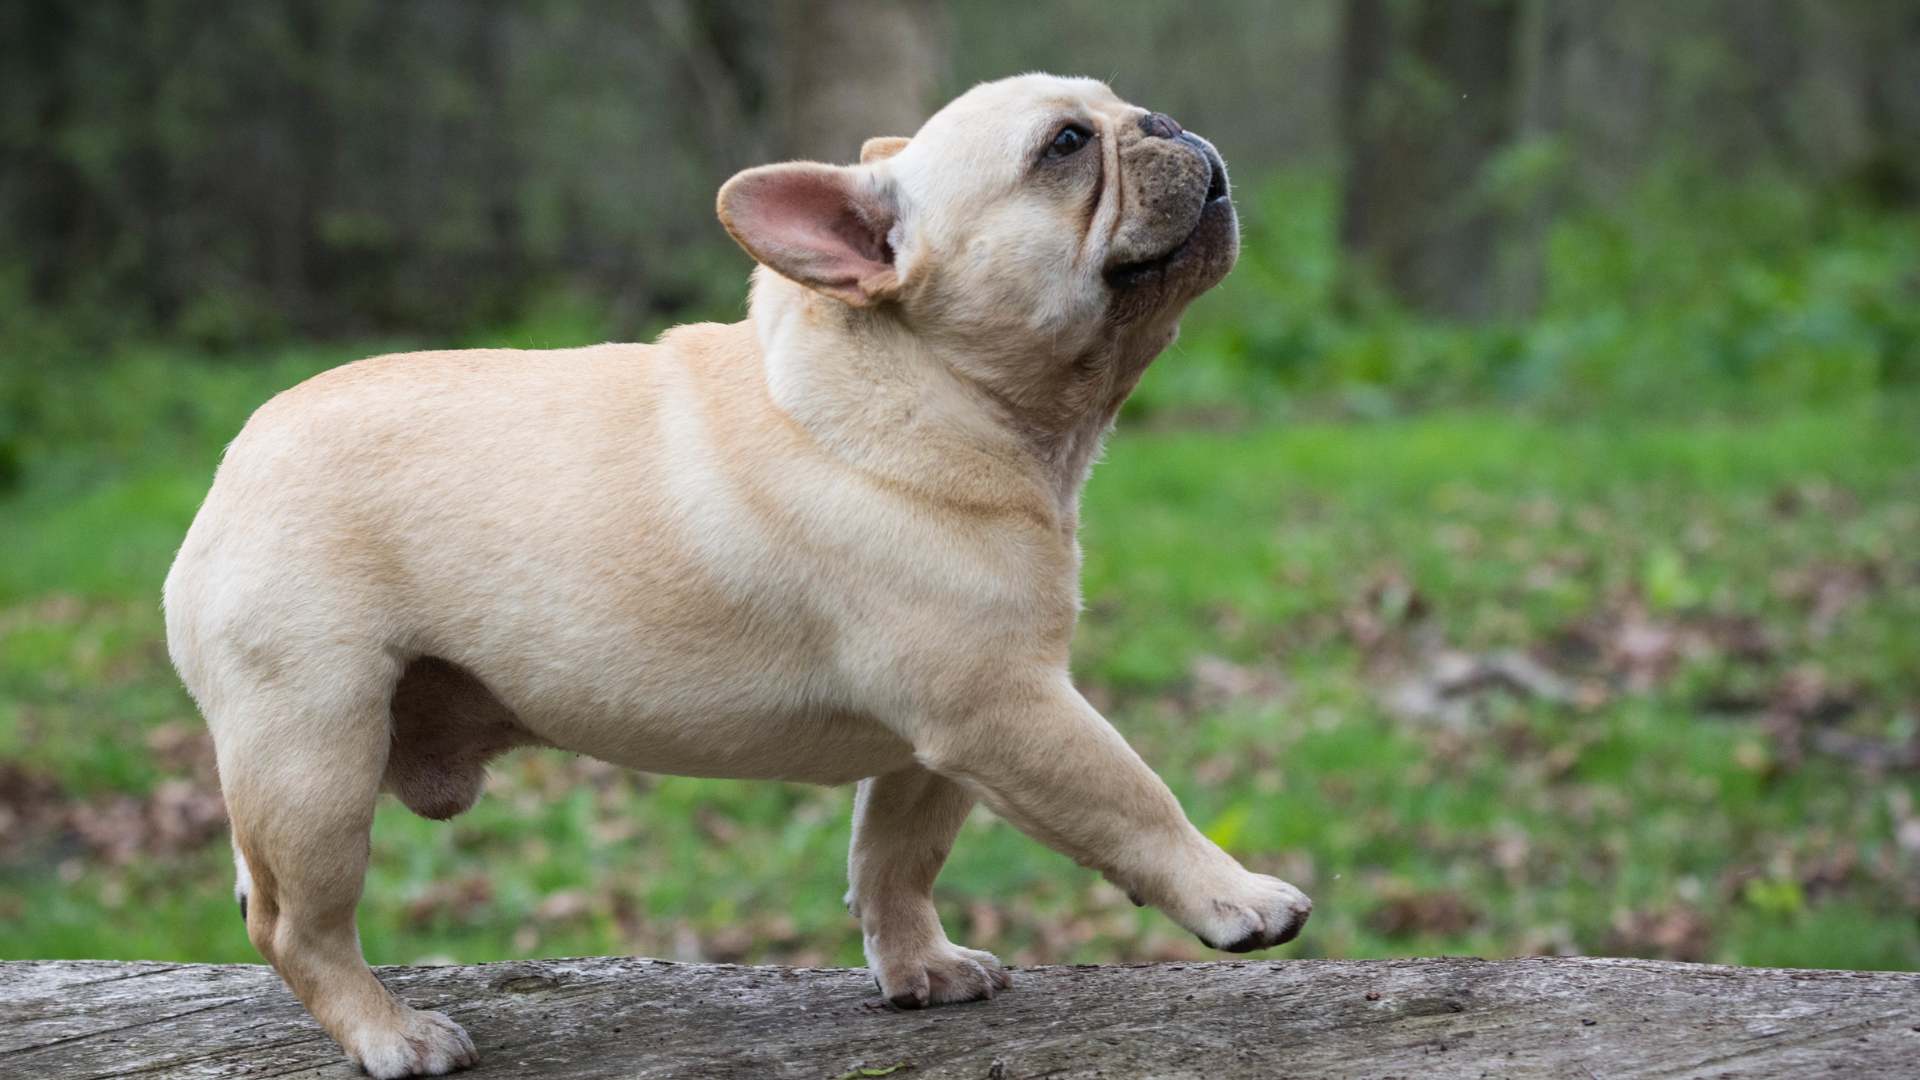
[[872, 942, 1011, 1009], [347, 1008, 478, 1079]]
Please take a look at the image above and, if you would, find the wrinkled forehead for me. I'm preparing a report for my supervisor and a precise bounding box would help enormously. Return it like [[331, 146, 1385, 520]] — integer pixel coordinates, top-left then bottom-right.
[[889, 74, 1133, 194]]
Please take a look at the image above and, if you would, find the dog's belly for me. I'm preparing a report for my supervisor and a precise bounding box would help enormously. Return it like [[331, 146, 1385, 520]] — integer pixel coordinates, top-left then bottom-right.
[[517, 686, 919, 785], [547, 709, 919, 785], [386, 650, 918, 808], [436, 646, 922, 786], [397, 555, 928, 786]]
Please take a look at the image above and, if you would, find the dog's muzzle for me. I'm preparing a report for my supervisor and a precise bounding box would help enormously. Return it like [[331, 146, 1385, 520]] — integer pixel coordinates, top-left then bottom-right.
[[1104, 120, 1236, 293]]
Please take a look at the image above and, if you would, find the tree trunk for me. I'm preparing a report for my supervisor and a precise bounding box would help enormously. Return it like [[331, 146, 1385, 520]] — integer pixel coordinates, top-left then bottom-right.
[[654, 0, 946, 170], [4, 955, 1914, 1078], [776, 0, 947, 163], [1338, 0, 1525, 321]]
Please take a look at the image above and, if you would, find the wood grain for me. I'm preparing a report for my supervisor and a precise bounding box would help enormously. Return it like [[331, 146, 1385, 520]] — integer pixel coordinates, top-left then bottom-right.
[[4, 956, 1916, 1078]]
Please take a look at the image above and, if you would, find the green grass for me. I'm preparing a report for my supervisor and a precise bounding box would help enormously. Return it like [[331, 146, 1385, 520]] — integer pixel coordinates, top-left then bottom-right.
[[3, 353, 1917, 971], [1075, 407, 1920, 969]]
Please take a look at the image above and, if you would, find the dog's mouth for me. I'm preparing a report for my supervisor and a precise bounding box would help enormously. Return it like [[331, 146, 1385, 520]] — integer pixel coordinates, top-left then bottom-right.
[[1102, 137, 1232, 292]]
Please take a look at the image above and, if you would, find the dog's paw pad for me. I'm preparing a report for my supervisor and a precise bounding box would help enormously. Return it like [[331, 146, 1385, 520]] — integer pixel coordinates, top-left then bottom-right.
[[876, 943, 1011, 1008], [349, 1009, 478, 1079]]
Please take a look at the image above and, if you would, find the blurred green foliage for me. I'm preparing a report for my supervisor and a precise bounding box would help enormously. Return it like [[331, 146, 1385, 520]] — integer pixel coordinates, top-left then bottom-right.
[[6, 163, 1919, 498], [1137, 169, 1920, 419]]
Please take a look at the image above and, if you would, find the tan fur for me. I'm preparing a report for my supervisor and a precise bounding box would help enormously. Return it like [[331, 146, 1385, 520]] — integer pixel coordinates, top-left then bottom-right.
[[165, 74, 1308, 1078], [860, 135, 912, 163]]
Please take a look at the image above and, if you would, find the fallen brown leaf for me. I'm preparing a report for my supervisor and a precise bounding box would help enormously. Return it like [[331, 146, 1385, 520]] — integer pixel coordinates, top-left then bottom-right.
[[1366, 890, 1477, 938]]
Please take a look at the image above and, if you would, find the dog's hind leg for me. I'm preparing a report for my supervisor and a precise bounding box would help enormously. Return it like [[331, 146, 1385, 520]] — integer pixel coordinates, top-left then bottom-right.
[[848, 765, 1010, 1007], [216, 654, 478, 1079]]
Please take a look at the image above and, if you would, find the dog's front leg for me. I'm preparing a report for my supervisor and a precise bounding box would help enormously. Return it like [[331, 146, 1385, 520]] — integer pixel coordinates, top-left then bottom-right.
[[847, 766, 1011, 1007], [917, 680, 1312, 954]]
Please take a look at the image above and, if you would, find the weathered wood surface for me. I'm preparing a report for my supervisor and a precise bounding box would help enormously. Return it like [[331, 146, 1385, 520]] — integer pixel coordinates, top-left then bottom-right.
[[3, 956, 1916, 1079]]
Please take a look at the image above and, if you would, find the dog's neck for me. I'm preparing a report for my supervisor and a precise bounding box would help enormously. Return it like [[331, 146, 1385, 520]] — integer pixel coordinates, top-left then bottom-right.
[[749, 273, 1157, 532]]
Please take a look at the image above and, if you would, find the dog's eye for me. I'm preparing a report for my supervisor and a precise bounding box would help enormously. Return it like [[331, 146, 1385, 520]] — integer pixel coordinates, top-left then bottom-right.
[[1047, 125, 1093, 158]]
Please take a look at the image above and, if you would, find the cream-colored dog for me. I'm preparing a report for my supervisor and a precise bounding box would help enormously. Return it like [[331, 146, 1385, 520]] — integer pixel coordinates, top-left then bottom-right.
[[165, 73, 1311, 1077]]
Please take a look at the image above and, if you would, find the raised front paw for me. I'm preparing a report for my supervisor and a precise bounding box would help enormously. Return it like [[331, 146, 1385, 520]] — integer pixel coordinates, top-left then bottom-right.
[[870, 941, 1012, 1009], [345, 1007, 479, 1079], [1193, 873, 1313, 953]]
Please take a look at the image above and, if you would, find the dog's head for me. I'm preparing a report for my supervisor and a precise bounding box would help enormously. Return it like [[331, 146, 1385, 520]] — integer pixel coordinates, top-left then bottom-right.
[[718, 74, 1237, 424]]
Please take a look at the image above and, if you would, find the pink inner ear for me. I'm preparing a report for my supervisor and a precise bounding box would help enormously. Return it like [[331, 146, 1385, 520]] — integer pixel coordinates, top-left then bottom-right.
[[725, 166, 894, 299]]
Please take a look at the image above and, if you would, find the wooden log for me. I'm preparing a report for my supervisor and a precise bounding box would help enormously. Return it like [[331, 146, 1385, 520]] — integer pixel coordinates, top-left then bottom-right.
[[3, 956, 1916, 1078]]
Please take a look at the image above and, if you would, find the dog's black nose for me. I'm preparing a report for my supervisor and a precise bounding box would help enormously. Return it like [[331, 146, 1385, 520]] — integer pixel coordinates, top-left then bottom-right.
[[1139, 112, 1183, 139]]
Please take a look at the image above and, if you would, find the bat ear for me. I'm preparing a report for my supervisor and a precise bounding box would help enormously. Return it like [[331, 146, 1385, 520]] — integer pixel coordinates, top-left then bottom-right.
[[860, 137, 911, 163], [716, 162, 900, 307]]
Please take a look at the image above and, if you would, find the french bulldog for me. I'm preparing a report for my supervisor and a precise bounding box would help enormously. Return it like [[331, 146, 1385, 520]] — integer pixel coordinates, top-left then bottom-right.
[[165, 73, 1311, 1078]]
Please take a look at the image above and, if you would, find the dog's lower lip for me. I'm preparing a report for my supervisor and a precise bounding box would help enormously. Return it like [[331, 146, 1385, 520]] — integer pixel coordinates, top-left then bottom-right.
[[1105, 246, 1181, 288], [1103, 198, 1224, 288]]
